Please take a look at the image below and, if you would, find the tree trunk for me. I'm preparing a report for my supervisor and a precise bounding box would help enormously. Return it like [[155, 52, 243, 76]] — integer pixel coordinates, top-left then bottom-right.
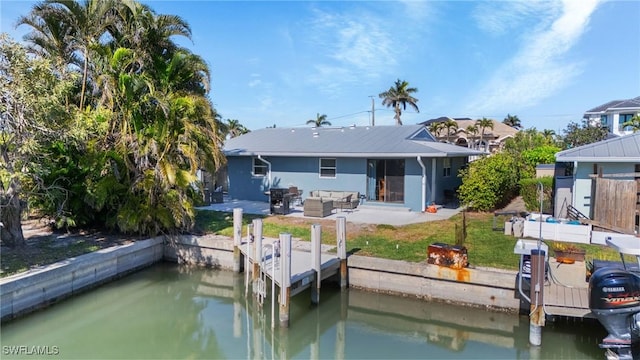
[[395, 103, 402, 125], [1, 178, 25, 247]]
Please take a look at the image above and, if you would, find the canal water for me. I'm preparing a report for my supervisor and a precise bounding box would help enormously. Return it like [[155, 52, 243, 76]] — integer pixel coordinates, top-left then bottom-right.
[[2, 263, 608, 359]]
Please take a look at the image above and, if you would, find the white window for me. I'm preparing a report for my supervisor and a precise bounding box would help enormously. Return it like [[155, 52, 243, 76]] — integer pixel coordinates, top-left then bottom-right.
[[619, 113, 634, 131], [443, 158, 451, 177], [600, 115, 608, 126], [252, 158, 267, 177], [319, 158, 336, 178]]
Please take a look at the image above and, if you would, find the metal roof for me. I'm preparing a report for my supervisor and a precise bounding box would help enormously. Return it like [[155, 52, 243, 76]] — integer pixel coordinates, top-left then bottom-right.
[[223, 125, 485, 158], [584, 96, 640, 114], [555, 132, 640, 162]]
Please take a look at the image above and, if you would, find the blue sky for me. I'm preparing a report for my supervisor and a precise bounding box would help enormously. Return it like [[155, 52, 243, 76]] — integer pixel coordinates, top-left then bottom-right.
[[2, 0, 639, 132]]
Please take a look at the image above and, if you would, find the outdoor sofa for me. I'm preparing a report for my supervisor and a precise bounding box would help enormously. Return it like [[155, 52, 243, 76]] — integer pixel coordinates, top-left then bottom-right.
[[306, 190, 360, 211]]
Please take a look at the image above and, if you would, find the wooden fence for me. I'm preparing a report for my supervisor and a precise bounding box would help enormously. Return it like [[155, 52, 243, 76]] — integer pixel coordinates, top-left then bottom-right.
[[593, 178, 637, 233]]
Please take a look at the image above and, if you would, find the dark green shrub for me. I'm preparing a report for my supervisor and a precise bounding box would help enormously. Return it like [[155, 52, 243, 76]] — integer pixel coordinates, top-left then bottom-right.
[[519, 176, 553, 213], [457, 153, 519, 211]]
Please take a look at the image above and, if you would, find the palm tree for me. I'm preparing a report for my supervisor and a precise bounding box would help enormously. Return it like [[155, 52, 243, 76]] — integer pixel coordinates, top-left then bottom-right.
[[427, 122, 444, 138], [306, 113, 331, 127], [225, 119, 249, 138], [622, 114, 640, 132], [378, 79, 419, 125], [542, 129, 556, 143], [19, 0, 118, 110], [107, 1, 192, 74], [20, 0, 226, 236], [503, 114, 521, 129], [94, 45, 224, 235], [442, 119, 458, 143], [465, 124, 479, 149], [475, 117, 494, 152], [17, 5, 77, 76]]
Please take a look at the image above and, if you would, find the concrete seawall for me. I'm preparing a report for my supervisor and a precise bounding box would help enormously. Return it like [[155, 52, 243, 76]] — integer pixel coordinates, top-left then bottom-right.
[[1, 235, 521, 322], [347, 255, 520, 311], [164, 234, 235, 268], [0, 237, 164, 322], [164, 237, 521, 312]]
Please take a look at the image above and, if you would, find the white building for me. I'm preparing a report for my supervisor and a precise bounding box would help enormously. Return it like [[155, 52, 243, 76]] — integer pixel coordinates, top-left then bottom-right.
[[583, 96, 640, 136]]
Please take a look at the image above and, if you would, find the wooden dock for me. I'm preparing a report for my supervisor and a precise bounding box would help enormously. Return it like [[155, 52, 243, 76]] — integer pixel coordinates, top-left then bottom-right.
[[231, 209, 347, 328], [239, 240, 342, 297], [543, 283, 592, 318], [542, 259, 593, 318]]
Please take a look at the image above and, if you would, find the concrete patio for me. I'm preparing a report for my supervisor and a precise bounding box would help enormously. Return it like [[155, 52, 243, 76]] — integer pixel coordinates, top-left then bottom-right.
[[198, 195, 463, 226]]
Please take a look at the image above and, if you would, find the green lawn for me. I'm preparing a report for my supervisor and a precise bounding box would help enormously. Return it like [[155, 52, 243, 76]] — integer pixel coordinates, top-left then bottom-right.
[[195, 210, 624, 271]]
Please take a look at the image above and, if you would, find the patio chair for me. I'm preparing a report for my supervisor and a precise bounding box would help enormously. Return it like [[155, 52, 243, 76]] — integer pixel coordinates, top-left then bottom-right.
[[288, 186, 303, 206]]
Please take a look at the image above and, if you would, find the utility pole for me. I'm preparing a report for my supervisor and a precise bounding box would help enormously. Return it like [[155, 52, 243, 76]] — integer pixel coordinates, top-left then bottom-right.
[[369, 96, 375, 126]]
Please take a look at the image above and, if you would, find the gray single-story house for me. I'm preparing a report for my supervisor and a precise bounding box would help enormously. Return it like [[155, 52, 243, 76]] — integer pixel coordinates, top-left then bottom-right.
[[222, 125, 484, 212], [554, 132, 640, 222]]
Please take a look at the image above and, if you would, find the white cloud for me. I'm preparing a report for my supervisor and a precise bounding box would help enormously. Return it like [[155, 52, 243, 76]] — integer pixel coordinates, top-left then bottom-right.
[[464, 0, 602, 115], [303, 7, 397, 94], [474, 1, 558, 36]]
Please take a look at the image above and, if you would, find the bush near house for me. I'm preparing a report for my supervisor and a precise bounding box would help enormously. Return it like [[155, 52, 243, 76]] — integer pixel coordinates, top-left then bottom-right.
[[457, 153, 519, 211], [519, 177, 553, 213]]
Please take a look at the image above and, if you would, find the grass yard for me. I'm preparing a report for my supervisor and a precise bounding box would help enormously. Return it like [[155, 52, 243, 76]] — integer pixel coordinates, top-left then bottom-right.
[[195, 210, 624, 271]]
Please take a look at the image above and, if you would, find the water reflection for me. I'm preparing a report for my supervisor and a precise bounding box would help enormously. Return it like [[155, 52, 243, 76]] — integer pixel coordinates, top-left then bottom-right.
[[1, 263, 608, 359]]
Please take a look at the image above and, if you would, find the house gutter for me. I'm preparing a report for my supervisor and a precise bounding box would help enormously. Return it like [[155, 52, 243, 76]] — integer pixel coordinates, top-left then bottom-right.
[[257, 155, 272, 188], [417, 156, 427, 212], [572, 160, 578, 210], [431, 158, 437, 204]]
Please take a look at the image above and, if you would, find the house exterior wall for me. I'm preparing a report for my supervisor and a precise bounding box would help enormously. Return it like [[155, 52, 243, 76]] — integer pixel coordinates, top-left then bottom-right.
[[227, 156, 368, 202], [227, 155, 461, 212], [226, 157, 270, 201], [585, 112, 637, 137], [572, 161, 636, 217], [435, 157, 466, 202], [404, 159, 425, 211]]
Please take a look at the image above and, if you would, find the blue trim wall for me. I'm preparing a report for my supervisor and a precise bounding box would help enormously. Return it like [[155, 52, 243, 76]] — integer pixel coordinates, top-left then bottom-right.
[[226, 155, 465, 211], [227, 156, 367, 202], [404, 159, 425, 211]]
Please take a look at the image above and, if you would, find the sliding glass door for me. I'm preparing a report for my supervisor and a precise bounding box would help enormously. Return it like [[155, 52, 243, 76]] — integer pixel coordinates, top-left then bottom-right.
[[366, 159, 404, 203]]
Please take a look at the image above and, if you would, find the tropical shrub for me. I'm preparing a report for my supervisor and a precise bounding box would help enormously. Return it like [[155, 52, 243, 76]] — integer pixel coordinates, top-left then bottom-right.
[[519, 176, 553, 213], [457, 153, 519, 211], [520, 145, 560, 178]]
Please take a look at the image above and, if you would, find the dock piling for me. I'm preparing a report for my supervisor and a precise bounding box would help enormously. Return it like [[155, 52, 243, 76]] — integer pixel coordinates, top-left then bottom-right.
[[311, 224, 322, 305], [233, 208, 244, 273], [252, 219, 263, 283], [245, 223, 253, 295], [279, 233, 292, 327], [529, 249, 546, 346], [336, 217, 348, 289]]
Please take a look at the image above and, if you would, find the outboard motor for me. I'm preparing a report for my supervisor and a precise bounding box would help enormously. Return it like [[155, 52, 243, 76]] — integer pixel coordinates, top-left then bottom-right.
[[589, 266, 640, 358]]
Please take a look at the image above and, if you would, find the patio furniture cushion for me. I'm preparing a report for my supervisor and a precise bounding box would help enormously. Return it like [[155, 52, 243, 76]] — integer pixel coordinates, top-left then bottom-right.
[[303, 198, 333, 217]]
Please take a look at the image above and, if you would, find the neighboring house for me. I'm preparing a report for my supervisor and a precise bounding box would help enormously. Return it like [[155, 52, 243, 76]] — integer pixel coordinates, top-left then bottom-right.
[[222, 125, 484, 212], [554, 133, 640, 233], [583, 96, 640, 136], [420, 117, 519, 154]]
